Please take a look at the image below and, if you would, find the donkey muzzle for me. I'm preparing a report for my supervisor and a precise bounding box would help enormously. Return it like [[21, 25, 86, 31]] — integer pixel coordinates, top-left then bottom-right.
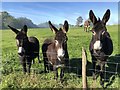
[[18, 47, 25, 55], [57, 48, 65, 57], [93, 40, 102, 50]]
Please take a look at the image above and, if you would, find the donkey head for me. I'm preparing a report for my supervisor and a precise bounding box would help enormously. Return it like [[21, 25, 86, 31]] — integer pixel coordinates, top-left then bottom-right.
[[48, 20, 69, 59], [89, 9, 111, 50], [8, 25, 29, 55]]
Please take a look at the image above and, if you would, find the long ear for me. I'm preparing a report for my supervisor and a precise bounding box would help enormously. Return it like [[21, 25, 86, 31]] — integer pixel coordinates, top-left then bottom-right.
[[102, 9, 110, 25], [89, 10, 97, 25], [21, 25, 27, 34], [48, 21, 58, 33], [63, 20, 69, 33], [8, 25, 19, 34]]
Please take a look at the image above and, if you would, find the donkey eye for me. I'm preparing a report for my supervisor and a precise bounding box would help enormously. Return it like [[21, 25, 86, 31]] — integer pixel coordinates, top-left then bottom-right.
[[64, 39, 66, 43], [92, 31, 96, 35], [102, 31, 105, 35], [55, 40, 58, 45]]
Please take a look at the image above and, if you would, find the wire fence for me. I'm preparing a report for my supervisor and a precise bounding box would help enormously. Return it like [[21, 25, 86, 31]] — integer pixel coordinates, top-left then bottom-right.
[[2, 53, 120, 75], [1, 51, 120, 88]]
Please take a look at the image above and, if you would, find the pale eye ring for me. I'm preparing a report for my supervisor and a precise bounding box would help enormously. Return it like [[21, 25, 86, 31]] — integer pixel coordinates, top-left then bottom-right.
[[55, 40, 58, 45], [92, 31, 96, 35], [102, 31, 105, 35], [64, 39, 67, 43]]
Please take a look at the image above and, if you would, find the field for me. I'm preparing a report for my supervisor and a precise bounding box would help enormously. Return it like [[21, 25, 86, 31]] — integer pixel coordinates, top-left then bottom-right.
[[1, 25, 120, 89]]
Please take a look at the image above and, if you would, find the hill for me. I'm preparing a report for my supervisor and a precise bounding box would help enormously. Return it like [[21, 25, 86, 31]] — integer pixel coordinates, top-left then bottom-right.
[[0, 11, 38, 29]]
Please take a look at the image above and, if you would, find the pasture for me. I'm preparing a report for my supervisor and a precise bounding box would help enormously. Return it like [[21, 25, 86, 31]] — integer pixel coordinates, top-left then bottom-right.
[[1, 25, 120, 88]]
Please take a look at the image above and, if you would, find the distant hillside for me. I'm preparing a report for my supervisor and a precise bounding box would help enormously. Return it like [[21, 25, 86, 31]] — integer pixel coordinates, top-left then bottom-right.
[[37, 22, 49, 28], [0, 11, 75, 29], [38, 22, 59, 28], [0, 11, 38, 29]]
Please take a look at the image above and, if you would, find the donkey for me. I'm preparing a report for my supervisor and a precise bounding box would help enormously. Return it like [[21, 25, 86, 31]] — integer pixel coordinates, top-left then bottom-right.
[[84, 20, 90, 32], [42, 20, 69, 79], [89, 9, 113, 87], [8, 25, 41, 74]]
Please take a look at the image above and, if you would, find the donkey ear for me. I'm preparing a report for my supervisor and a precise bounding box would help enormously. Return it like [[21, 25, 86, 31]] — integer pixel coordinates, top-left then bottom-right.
[[63, 20, 69, 33], [48, 21, 58, 34], [21, 25, 27, 34], [8, 25, 19, 34], [102, 9, 110, 25], [89, 10, 97, 25]]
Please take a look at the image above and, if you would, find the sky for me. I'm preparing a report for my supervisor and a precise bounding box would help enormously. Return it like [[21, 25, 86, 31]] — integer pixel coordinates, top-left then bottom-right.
[[1, 2, 118, 25]]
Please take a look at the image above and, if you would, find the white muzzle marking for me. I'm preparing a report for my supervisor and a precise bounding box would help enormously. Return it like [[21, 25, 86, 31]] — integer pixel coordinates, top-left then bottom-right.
[[18, 47, 23, 53], [93, 40, 102, 50], [57, 48, 65, 57]]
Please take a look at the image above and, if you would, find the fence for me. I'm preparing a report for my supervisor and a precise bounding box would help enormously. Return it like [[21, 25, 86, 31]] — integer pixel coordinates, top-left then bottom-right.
[[1, 47, 120, 88]]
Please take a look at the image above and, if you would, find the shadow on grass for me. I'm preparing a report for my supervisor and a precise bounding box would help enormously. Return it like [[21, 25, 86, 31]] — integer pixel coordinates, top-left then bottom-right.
[[104, 54, 120, 88], [31, 54, 119, 88], [66, 54, 120, 88], [65, 58, 92, 77]]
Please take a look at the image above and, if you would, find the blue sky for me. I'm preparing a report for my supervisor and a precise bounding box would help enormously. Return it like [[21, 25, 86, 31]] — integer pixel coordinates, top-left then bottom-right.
[[1, 2, 118, 25]]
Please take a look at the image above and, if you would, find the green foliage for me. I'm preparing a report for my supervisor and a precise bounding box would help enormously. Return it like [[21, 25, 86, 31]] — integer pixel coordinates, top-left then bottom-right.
[[1, 26, 119, 88], [76, 16, 83, 26]]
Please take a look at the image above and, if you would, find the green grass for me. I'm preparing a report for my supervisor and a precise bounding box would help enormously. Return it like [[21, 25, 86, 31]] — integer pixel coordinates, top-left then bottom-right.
[[1, 25, 120, 89]]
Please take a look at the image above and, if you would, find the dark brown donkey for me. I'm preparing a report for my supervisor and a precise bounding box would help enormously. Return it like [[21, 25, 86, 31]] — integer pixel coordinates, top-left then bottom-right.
[[89, 9, 113, 87], [84, 20, 90, 32], [42, 20, 69, 79], [8, 25, 41, 74]]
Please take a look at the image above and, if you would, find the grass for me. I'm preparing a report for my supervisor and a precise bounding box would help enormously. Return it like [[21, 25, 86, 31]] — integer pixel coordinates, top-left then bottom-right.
[[1, 25, 120, 89]]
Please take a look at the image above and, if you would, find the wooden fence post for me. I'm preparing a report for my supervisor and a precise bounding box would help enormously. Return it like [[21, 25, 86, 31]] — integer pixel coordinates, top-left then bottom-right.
[[82, 47, 87, 89]]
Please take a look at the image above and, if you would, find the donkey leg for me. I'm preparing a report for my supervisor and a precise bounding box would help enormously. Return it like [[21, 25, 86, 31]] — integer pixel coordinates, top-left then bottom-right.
[[86, 27, 87, 32], [88, 26, 90, 32], [38, 53, 41, 63], [92, 56, 97, 80], [53, 66, 58, 80], [92, 61, 96, 80], [43, 59, 48, 73], [65, 50, 69, 66], [20, 56, 27, 74], [84, 27, 86, 32], [100, 62, 105, 88], [22, 62, 27, 74], [60, 68, 64, 80], [100, 72, 104, 88], [27, 62, 31, 74], [32, 59, 35, 64], [27, 58, 32, 74]]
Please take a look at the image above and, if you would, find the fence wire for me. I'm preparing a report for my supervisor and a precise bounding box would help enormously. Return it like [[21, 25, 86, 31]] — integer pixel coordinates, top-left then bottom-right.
[[1, 53, 120, 81]]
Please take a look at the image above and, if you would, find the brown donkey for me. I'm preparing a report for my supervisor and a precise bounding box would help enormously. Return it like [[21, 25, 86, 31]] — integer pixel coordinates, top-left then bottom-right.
[[42, 20, 69, 79], [84, 20, 90, 32]]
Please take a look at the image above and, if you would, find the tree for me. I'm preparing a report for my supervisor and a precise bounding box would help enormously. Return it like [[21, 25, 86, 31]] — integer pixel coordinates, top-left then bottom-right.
[[76, 16, 83, 27], [59, 23, 63, 28]]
